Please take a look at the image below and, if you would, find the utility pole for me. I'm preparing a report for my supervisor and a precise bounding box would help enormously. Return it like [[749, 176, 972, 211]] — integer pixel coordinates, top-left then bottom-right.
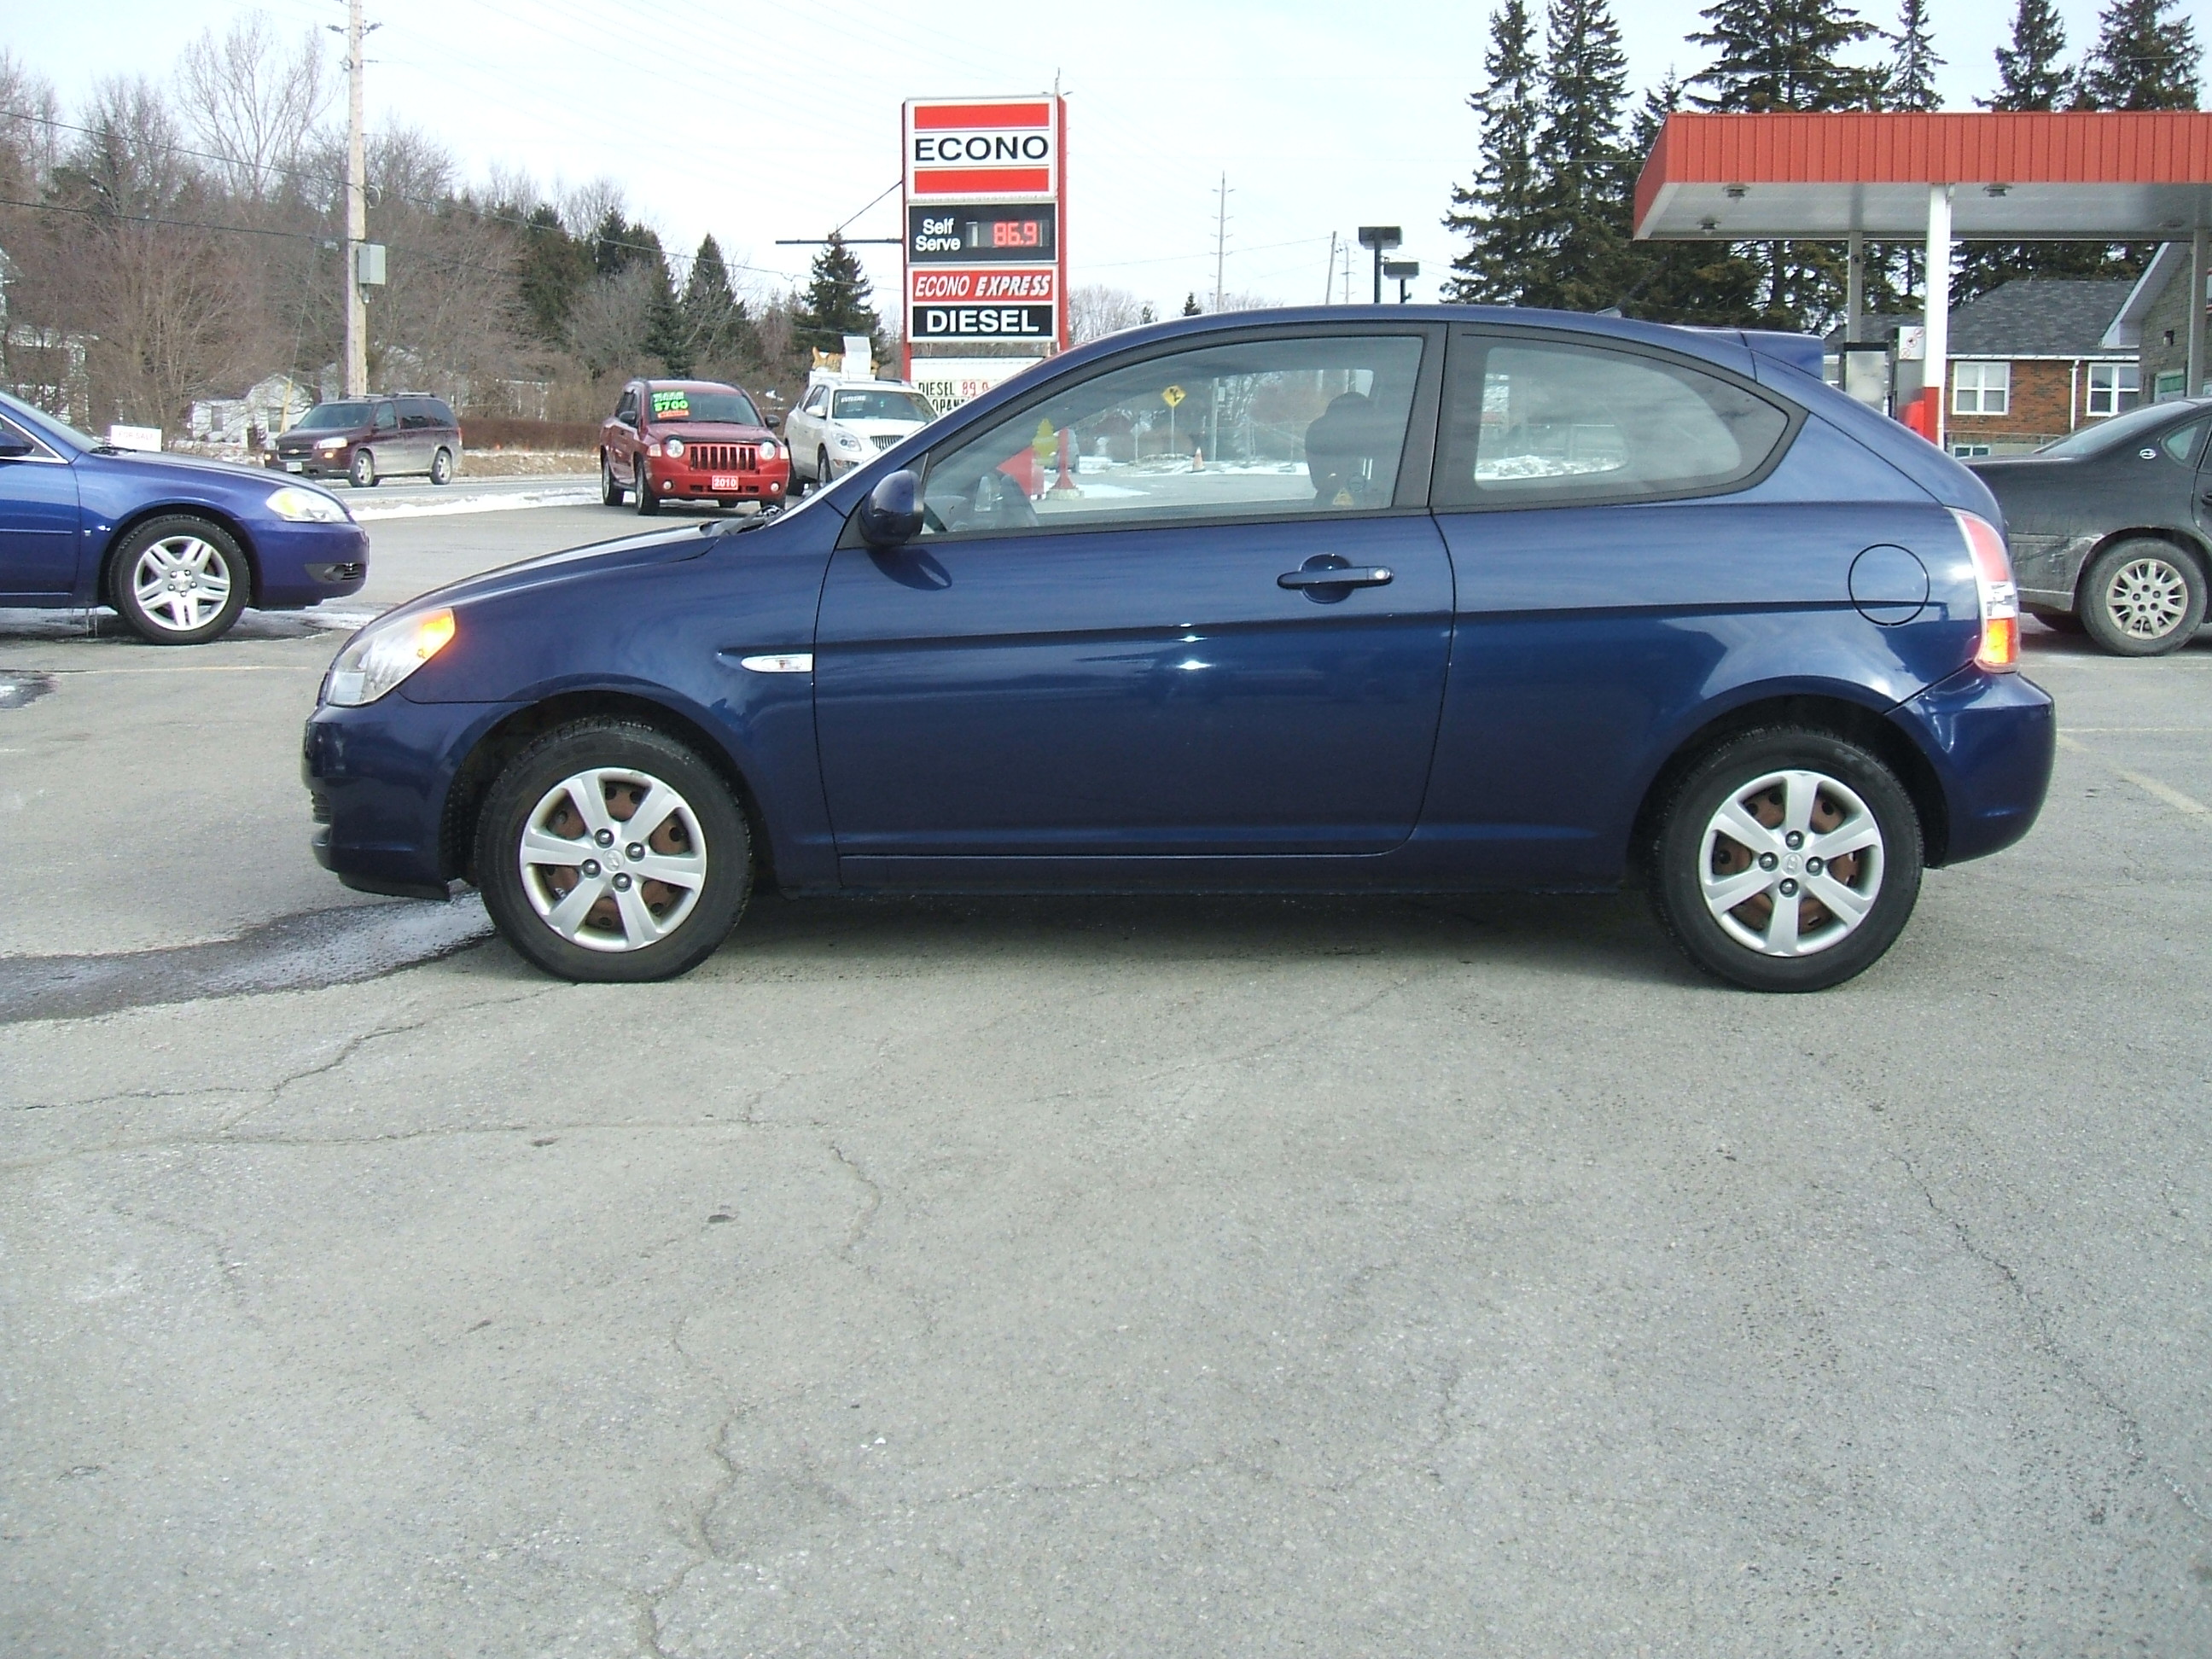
[[341, 0, 369, 397], [1324, 231, 1337, 303], [1211, 173, 1231, 314]]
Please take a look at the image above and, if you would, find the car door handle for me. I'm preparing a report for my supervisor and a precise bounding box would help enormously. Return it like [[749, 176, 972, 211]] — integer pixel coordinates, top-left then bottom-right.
[[1278, 565, 1392, 589]]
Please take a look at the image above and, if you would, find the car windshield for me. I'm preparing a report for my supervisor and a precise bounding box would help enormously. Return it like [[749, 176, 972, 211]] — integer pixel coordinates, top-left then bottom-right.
[[646, 387, 760, 425], [2034, 402, 2192, 457], [833, 389, 934, 422], [296, 402, 371, 430], [1, 393, 96, 450]]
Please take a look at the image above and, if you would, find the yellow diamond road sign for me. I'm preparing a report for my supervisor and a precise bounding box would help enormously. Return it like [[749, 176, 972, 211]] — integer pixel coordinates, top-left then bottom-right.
[[1161, 385, 1185, 409]]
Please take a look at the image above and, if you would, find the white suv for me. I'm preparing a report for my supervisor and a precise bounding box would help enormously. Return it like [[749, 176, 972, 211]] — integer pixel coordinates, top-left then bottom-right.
[[787, 381, 938, 487]]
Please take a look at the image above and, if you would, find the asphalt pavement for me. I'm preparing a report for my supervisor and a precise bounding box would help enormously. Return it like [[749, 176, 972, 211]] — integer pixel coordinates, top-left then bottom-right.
[[2, 502, 2208, 1656]]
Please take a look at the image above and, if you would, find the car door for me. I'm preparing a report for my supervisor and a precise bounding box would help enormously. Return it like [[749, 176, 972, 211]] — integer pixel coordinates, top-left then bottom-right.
[[790, 387, 826, 475], [395, 398, 437, 472], [368, 399, 400, 469], [0, 411, 82, 601], [610, 385, 641, 474], [813, 325, 1452, 873]]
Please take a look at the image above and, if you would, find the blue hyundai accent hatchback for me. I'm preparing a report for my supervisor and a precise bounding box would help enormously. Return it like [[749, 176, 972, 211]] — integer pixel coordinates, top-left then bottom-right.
[[0, 390, 369, 643], [304, 308, 2052, 991]]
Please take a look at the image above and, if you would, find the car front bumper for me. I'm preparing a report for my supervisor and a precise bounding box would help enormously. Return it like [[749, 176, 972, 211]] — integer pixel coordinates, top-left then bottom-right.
[[255, 519, 371, 608], [304, 693, 522, 897]]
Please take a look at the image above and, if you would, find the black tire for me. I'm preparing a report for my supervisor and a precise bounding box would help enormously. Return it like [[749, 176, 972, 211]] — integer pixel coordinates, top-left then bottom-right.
[[108, 515, 251, 645], [1649, 728, 1923, 992], [429, 447, 454, 486], [475, 719, 751, 983], [818, 447, 834, 490], [633, 458, 659, 515], [601, 451, 625, 506], [349, 447, 378, 488], [2076, 538, 2205, 656]]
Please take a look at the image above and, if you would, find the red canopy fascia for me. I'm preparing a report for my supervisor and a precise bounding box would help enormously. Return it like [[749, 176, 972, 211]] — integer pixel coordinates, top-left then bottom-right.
[[1634, 112, 2212, 241]]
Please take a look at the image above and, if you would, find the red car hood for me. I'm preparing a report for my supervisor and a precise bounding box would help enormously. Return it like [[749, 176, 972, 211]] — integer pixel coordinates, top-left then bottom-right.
[[649, 423, 776, 443]]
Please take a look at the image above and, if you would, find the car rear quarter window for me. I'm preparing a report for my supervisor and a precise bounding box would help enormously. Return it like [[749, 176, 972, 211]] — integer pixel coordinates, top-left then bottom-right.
[[1436, 333, 1792, 510], [398, 399, 439, 429], [917, 331, 1428, 537], [2161, 419, 2206, 465]]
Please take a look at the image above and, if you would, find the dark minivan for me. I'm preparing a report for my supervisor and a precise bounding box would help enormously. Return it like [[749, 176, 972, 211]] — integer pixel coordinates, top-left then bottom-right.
[[273, 394, 463, 488]]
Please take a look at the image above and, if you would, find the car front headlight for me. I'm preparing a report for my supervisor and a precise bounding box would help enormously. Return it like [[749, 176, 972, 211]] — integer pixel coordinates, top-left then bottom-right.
[[662, 437, 686, 459], [316, 436, 345, 450], [266, 485, 352, 524], [323, 608, 457, 707], [757, 439, 779, 461], [835, 432, 866, 451]]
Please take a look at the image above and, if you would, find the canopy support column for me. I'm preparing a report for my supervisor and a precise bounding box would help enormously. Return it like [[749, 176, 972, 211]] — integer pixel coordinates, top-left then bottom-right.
[[2191, 228, 2209, 399], [1846, 231, 1864, 344], [1924, 185, 1952, 449]]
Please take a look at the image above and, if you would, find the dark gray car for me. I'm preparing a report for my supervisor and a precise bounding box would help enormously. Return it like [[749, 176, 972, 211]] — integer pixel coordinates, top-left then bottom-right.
[[271, 394, 462, 488], [1970, 399, 2212, 655]]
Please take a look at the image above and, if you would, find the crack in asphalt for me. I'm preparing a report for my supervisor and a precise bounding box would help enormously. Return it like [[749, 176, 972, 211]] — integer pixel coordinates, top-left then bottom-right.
[[0, 895, 498, 1023]]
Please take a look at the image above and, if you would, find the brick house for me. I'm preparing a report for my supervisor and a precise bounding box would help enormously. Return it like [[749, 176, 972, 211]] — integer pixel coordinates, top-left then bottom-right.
[[1940, 279, 2139, 456], [2106, 242, 2212, 404]]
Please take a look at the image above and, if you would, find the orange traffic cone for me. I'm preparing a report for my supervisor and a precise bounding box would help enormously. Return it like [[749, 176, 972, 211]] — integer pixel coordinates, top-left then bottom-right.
[[1050, 427, 1083, 496]]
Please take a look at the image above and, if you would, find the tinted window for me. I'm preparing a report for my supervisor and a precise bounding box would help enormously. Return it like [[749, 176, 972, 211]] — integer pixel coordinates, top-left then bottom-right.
[[2161, 419, 2206, 465], [297, 401, 370, 431], [397, 398, 438, 430], [615, 391, 638, 422], [919, 332, 1425, 538], [802, 387, 828, 415], [2035, 400, 2184, 457], [1436, 335, 1790, 509], [372, 402, 398, 431]]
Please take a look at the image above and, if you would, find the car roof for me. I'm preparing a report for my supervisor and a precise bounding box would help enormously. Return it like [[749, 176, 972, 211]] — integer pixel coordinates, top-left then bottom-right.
[[643, 378, 748, 393]]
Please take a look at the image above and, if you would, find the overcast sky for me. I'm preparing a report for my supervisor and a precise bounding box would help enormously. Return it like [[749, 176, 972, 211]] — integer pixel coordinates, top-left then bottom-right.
[[7, 0, 2199, 315]]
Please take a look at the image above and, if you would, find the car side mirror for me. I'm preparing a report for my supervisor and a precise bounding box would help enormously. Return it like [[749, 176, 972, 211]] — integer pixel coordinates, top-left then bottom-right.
[[765, 413, 781, 431], [0, 434, 34, 458], [856, 469, 924, 548]]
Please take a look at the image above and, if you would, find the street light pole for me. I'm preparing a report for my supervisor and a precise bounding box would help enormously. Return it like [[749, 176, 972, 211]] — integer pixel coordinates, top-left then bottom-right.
[[341, 0, 370, 398], [1382, 259, 1420, 303], [1356, 226, 1401, 305]]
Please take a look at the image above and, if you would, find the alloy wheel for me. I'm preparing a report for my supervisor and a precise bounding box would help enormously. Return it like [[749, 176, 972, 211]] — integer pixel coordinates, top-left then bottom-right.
[[1699, 768, 1885, 958], [517, 766, 707, 952], [130, 534, 235, 635], [2103, 556, 2192, 641]]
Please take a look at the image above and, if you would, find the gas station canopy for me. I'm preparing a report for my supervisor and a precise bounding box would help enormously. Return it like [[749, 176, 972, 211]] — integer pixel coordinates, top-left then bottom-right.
[[1634, 112, 2212, 242]]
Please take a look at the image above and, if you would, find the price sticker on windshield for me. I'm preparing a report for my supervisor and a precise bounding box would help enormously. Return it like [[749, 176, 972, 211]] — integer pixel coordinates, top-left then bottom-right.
[[1161, 385, 1186, 409], [651, 389, 690, 419]]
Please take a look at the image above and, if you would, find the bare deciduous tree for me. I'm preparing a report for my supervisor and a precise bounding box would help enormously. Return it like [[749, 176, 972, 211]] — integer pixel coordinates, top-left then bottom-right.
[[177, 12, 330, 204], [1069, 284, 1148, 343]]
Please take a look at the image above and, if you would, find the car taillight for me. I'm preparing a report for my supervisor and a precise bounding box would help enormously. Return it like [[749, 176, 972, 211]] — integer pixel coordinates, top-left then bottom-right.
[[1951, 509, 2019, 672]]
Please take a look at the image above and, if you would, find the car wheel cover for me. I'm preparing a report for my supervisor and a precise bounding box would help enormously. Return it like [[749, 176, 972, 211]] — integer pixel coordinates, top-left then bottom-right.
[[518, 766, 708, 952], [2104, 556, 2191, 639], [130, 534, 232, 633], [1699, 768, 1884, 958]]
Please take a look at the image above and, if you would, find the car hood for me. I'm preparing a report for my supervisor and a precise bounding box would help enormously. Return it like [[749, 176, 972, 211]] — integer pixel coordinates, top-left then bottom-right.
[[649, 423, 777, 443], [835, 418, 928, 438], [378, 526, 722, 625], [96, 447, 295, 489]]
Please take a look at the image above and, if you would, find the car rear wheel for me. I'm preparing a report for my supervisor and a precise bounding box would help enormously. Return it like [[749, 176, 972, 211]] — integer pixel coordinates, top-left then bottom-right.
[[475, 719, 750, 982], [429, 447, 454, 486], [633, 458, 659, 515], [2077, 538, 2204, 656], [349, 448, 378, 488], [109, 515, 251, 645], [601, 452, 625, 505], [1650, 729, 1922, 992]]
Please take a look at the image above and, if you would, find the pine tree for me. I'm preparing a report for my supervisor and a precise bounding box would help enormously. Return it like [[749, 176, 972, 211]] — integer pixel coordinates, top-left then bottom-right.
[[1444, 0, 1543, 305], [1181, 292, 1202, 316], [793, 234, 882, 356], [1887, 0, 1943, 108], [1691, 0, 1885, 328], [681, 233, 753, 367], [1615, 74, 1767, 323], [2080, 0, 2202, 109], [1524, 0, 1633, 311], [1959, 0, 2110, 300], [1986, 0, 2072, 108], [515, 201, 591, 346]]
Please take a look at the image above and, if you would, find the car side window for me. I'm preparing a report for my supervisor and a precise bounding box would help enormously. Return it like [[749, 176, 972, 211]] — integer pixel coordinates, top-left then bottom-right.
[[0, 413, 58, 461], [802, 387, 828, 416], [398, 399, 434, 430], [373, 401, 398, 432], [2161, 419, 2205, 465], [1435, 333, 1791, 510], [615, 390, 638, 424], [917, 332, 1427, 538], [429, 399, 457, 429]]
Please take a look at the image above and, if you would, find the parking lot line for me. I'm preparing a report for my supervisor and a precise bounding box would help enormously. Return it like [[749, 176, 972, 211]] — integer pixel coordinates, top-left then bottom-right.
[[2056, 732, 2210, 819]]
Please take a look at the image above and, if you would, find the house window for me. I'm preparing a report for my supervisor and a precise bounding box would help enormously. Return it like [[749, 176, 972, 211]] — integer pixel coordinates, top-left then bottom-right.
[[2155, 370, 2188, 403], [1952, 360, 2010, 416], [2086, 362, 2140, 416], [1950, 442, 1993, 459]]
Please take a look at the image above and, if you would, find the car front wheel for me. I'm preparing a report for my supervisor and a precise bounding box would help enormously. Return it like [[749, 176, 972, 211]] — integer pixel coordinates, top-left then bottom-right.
[[110, 515, 250, 644], [349, 448, 378, 488], [475, 719, 750, 982], [633, 458, 659, 515], [1650, 729, 1922, 992], [2077, 538, 2205, 656], [601, 452, 625, 506]]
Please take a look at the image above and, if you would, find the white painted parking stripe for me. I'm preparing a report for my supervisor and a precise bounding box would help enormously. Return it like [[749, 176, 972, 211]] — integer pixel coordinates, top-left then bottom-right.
[[2056, 733, 2210, 819]]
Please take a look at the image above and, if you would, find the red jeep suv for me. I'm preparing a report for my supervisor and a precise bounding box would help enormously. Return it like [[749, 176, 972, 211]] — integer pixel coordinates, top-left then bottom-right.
[[599, 379, 789, 514]]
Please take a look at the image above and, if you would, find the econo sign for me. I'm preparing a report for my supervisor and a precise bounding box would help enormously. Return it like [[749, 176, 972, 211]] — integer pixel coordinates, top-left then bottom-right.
[[904, 100, 1057, 201]]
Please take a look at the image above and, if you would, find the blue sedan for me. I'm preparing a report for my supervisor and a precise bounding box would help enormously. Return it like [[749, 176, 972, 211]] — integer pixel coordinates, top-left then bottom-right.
[[0, 391, 368, 643], [304, 308, 2053, 992]]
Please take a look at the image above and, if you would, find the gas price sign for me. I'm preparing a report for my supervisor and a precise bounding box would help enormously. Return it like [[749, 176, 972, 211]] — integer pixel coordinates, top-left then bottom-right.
[[904, 95, 1068, 364], [907, 205, 1057, 264]]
